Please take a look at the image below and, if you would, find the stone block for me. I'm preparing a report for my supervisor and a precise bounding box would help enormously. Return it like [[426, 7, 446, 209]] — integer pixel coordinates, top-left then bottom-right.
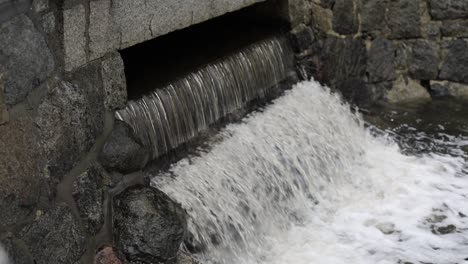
[[0, 14, 54, 106], [441, 19, 468, 37], [440, 39, 468, 84], [101, 53, 127, 110], [385, 75, 431, 103], [333, 0, 359, 35], [361, 0, 387, 34], [388, 0, 421, 39], [409, 40, 439, 80], [430, 80, 468, 100], [367, 38, 396, 83], [429, 0, 468, 20], [89, 0, 120, 60], [63, 4, 87, 71], [311, 3, 333, 34]]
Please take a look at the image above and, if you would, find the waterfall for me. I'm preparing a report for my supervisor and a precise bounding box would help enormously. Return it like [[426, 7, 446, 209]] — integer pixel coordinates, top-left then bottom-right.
[[116, 36, 293, 159], [152, 81, 468, 264]]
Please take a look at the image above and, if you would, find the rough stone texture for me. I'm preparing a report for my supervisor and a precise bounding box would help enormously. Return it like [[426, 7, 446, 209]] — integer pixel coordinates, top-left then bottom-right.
[[64, 4, 86, 71], [99, 120, 150, 173], [385, 75, 431, 103], [101, 53, 127, 110], [310, 3, 333, 34], [95, 247, 124, 264], [367, 38, 396, 83], [42, 12, 56, 34], [20, 203, 86, 264], [0, 72, 8, 124], [441, 19, 468, 37], [33, 0, 48, 13], [0, 14, 54, 106], [89, 0, 121, 61], [36, 77, 104, 186], [409, 40, 439, 80], [429, 0, 468, 20], [176, 251, 199, 264], [424, 21, 441, 40], [0, 117, 49, 229], [290, 24, 315, 53], [338, 78, 375, 106], [394, 41, 410, 70], [430, 81, 468, 100], [361, 0, 387, 34], [333, 0, 359, 35], [440, 39, 468, 84], [288, 0, 312, 27], [388, 0, 421, 39], [72, 163, 107, 235], [114, 186, 187, 264], [1, 233, 34, 264]]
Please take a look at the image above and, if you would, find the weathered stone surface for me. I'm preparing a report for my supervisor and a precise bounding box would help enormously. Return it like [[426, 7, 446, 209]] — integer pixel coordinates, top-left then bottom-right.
[[95, 247, 124, 264], [73, 163, 107, 235], [20, 203, 86, 264], [99, 120, 149, 173], [0, 14, 54, 106], [440, 39, 468, 84], [320, 0, 335, 8], [1, 234, 33, 264], [361, 0, 387, 34], [321, 37, 367, 88], [385, 75, 431, 103], [290, 24, 315, 53], [101, 53, 127, 110], [42, 12, 55, 34], [430, 81, 468, 100], [0, 72, 8, 124], [176, 251, 199, 264], [424, 21, 441, 40], [394, 41, 410, 70], [338, 78, 374, 106], [36, 77, 104, 185], [441, 19, 468, 37], [367, 38, 396, 83], [114, 186, 187, 264], [0, 117, 49, 228], [388, 0, 421, 39], [311, 3, 333, 34], [333, 0, 359, 35], [63, 4, 86, 71], [409, 40, 439, 80], [429, 0, 468, 20], [89, 0, 120, 60], [33, 0, 48, 12]]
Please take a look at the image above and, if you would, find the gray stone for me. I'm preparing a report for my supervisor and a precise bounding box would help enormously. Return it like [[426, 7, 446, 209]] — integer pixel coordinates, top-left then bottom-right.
[[1, 234, 33, 264], [99, 120, 150, 173], [424, 21, 441, 40], [287, 0, 312, 28], [63, 4, 86, 71], [429, 0, 468, 20], [332, 0, 359, 35], [409, 40, 439, 80], [394, 41, 410, 70], [33, 0, 48, 12], [89, 0, 120, 60], [388, 0, 421, 39], [430, 81, 468, 100], [385, 75, 431, 103], [361, 0, 387, 34], [176, 251, 199, 264], [0, 117, 50, 229], [36, 77, 104, 186], [0, 72, 8, 124], [367, 38, 396, 83], [0, 14, 54, 106], [114, 186, 187, 264], [101, 53, 127, 110], [311, 3, 333, 34], [72, 163, 107, 235], [338, 78, 374, 106], [320, 0, 335, 8], [94, 246, 124, 264], [290, 24, 315, 53], [440, 39, 468, 84], [42, 12, 55, 33], [20, 203, 86, 264], [441, 19, 468, 37]]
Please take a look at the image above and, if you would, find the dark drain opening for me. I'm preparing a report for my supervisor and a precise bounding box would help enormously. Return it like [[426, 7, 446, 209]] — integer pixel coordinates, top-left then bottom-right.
[[120, 0, 290, 100]]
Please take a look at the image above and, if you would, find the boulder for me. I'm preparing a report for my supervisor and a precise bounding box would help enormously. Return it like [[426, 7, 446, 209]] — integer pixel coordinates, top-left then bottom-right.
[[310, 3, 333, 34], [385, 75, 431, 103], [439, 39, 468, 84], [332, 0, 359, 35], [441, 19, 468, 38], [361, 0, 387, 34], [0, 14, 54, 106], [367, 38, 396, 83], [114, 186, 187, 264], [409, 40, 439, 80], [388, 0, 421, 39], [99, 120, 150, 173], [429, 0, 468, 20]]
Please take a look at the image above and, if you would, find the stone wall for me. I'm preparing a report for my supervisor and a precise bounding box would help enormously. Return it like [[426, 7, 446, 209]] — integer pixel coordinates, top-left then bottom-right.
[[0, 0, 308, 263], [293, 0, 468, 105]]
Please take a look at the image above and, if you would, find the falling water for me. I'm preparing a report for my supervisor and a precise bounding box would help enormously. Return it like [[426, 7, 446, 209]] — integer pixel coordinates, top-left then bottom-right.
[[116, 36, 293, 159], [152, 81, 468, 264]]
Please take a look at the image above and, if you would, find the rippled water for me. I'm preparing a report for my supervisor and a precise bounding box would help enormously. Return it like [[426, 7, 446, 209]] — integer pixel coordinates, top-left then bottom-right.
[[153, 80, 468, 264]]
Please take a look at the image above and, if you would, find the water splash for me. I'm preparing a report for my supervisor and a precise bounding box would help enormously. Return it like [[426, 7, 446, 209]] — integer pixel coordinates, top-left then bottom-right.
[[0, 245, 10, 264], [152, 81, 468, 264], [116, 36, 293, 159]]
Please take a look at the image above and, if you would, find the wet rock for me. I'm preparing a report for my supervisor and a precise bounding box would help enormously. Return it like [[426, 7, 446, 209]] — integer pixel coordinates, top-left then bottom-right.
[[0, 14, 54, 106], [332, 0, 359, 35], [0, 117, 49, 228], [0, 72, 8, 124], [429, 0, 468, 20], [311, 3, 333, 34], [388, 0, 421, 39], [430, 81, 468, 100], [20, 203, 86, 264], [367, 38, 396, 83], [101, 53, 128, 110], [440, 39, 468, 84], [441, 19, 468, 38], [361, 0, 387, 34], [385, 75, 431, 103], [375, 222, 396, 235], [431, 224, 456, 235], [290, 24, 315, 53], [114, 186, 187, 264], [394, 41, 410, 70], [1, 233, 33, 264], [409, 40, 439, 80], [99, 120, 150, 173], [36, 77, 104, 186], [339, 78, 374, 106], [73, 163, 108, 235], [424, 21, 441, 40], [95, 247, 124, 264]]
